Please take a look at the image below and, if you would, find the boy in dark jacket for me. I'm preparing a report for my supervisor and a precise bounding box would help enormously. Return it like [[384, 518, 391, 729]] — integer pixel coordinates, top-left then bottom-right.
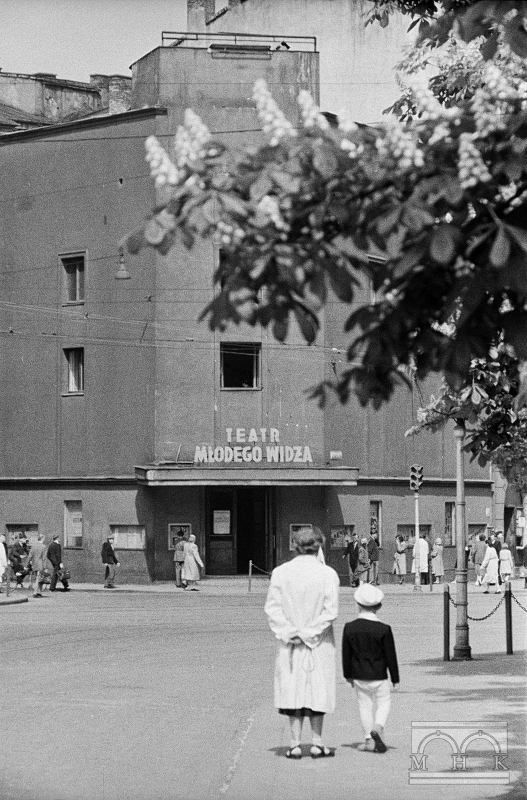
[[342, 583, 399, 753]]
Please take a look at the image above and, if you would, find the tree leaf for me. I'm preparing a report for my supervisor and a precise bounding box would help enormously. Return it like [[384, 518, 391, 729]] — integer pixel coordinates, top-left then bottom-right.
[[505, 222, 527, 254], [489, 225, 511, 267], [293, 304, 318, 344], [220, 193, 248, 218], [430, 225, 456, 264]]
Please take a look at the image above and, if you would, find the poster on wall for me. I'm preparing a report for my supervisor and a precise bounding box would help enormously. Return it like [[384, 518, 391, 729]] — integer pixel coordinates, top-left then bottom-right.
[[289, 523, 313, 551], [168, 523, 192, 550], [330, 524, 355, 549], [213, 510, 231, 535]]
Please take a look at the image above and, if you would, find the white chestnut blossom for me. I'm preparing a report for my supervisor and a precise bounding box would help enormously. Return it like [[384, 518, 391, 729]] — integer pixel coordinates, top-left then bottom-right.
[[257, 195, 289, 230], [457, 132, 492, 189], [252, 79, 296, 145], [337, 108, 358, 134], [376, 119, 424, 170], [297, 90, 329, 130], [145, 135, 179, 188]]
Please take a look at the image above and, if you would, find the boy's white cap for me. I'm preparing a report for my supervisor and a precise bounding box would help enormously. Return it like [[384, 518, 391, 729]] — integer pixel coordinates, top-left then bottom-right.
[[354, 584, 384, 607]]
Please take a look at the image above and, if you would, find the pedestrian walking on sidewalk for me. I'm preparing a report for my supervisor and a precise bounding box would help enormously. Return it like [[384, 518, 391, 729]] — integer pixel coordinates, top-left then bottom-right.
[[48, 535, 70, 592], [367, 531, 380, 585], [27, 533, 47, 597], [182, 535, 204, 591], [173, 528, 187, 588], [264, 527, 339, 760], [342, 584, 399, 754], [481, 543, 500, 593], [0, 533, 7, 590], [102, 536, 120, 588], [499, 542, 514, 586], [471, 533, 488, 585]]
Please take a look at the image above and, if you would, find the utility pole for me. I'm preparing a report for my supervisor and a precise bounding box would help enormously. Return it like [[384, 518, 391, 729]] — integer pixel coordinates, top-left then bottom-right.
[[452, 421, 471, 660], [410, 464, 423, 592]]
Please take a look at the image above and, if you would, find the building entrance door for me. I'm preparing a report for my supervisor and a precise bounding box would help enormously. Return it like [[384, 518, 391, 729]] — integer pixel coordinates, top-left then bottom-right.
[[206, 487, 271, 575]]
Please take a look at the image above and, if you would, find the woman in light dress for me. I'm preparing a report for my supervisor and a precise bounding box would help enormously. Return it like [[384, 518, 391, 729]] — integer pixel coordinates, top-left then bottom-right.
[[481, 543, 500, 593], [431, 538, 444, 583], [182, 534, 204, 591], [264, 528, 339, 759]]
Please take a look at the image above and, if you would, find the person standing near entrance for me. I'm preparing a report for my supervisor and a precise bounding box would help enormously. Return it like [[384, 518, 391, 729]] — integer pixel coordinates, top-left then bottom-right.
[[264, 527, 339, 759], [343, 532, 360, 587], [367, 531, 380, 585], [182, 534, 204, 591], [173, 529, 187, 588], [101, 535, 120, 588]]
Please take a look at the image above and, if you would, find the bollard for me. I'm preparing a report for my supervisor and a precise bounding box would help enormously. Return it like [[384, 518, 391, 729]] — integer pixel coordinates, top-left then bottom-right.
[[505, 584, 513, 655], [429, 564, 433, 592], [248, 560, 252, 593], [443, 584, 450, 661]]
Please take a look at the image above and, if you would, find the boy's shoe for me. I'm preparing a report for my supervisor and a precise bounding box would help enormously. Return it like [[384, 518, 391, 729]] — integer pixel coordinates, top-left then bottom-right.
[[358, 738, 375, 752], [370, 729, 387, 753]]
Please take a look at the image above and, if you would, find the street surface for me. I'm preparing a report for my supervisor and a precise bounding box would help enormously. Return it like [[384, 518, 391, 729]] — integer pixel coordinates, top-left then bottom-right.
[[1, 581, 526, 800]]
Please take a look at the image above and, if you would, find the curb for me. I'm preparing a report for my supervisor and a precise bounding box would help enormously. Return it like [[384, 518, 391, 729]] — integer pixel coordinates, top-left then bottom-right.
[[0, 595, 29, 606]]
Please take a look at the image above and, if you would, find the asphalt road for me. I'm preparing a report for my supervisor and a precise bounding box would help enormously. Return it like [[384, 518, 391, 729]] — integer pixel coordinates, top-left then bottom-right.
[[1, 588, 526, 800]]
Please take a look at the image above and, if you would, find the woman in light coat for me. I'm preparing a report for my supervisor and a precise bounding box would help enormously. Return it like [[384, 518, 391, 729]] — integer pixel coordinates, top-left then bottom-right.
[[431, 538, 444, 583], [481, 544, 500, 593], [182, 534, 204, 591], [264, 528, 339, 759], [393, 535, 407, 585], [498, 542, 514, 585], [0, 534, 7, 588]]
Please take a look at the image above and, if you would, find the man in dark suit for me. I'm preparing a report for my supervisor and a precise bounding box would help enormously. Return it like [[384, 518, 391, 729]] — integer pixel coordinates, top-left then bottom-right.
[[48, 535, 70, 592], [342, 583, 399, 753], [343, 532, 360, 587], [101, 536, 120, 588]]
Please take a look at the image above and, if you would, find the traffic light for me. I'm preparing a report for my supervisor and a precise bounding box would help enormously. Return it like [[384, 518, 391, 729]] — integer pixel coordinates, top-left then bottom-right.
[[410, 464, 423, 491]]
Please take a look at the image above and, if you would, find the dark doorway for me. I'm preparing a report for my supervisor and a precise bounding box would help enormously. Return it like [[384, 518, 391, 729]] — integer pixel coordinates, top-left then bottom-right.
[[206, 486, 271, 575]]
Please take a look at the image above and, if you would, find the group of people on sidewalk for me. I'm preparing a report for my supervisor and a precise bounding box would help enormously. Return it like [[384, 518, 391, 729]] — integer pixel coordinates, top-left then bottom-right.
[[0, 532, 70, 595], [265, 528, 399, 759], [342, 529, 446, 587], [472, 529, 514, 593]]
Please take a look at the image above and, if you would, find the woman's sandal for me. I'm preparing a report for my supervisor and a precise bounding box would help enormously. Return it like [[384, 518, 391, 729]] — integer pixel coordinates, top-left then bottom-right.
[[310, 745, 335, 759], [285, 746, 302, 759]]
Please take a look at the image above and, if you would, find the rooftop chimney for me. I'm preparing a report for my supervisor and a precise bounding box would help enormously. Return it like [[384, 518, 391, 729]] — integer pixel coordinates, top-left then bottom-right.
[[108, 75, 132, 114], [187, 0, 216, 31]]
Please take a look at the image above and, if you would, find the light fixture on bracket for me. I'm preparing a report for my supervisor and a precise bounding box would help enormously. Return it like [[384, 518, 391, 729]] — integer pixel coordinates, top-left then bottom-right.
[[114, 247, 131, 280]]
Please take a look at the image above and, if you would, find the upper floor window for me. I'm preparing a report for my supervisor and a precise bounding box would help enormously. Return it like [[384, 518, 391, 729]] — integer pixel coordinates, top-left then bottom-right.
[[220, 343, 261, 389], [64, 348, 84, 393], [62, 254, 85, 304]]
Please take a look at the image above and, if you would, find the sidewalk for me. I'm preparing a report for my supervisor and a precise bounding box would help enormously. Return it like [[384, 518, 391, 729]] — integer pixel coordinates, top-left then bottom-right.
[[2, 575, 526, 600]]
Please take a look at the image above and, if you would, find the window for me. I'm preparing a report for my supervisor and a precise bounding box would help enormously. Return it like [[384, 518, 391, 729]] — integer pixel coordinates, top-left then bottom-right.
[[62, 254, 85, 304], [64, 501, 83, 548], [370, 501, 382, 545], [168, 523, 191, 550], [289, 523, 313, 551], [445, 502, 456, 545], [64, 348, 84, 393], [220, 343, 260, 389], [468, 524, 487, 545], [6, 524, 38, 546], [110, 525, 145, 550]]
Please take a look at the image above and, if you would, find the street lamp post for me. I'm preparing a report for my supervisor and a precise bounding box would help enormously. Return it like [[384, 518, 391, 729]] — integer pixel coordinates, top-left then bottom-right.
[[452, 421, 472, 660]]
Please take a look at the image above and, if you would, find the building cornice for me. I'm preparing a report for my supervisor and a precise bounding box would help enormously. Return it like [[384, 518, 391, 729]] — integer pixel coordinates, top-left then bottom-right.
[[0, 106, 167, 144], [0, 476, 137, 486]]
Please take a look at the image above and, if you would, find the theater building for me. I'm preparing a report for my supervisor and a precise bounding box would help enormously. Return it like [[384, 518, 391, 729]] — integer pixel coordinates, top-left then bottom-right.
[[0, 32, 494, 584]]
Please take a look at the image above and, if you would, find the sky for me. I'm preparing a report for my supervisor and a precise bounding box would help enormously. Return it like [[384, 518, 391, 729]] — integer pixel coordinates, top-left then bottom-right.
[[0, 0, 187, 82]]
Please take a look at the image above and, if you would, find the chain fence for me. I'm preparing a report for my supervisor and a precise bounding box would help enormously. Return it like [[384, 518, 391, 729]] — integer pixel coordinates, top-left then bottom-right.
[[511, 592, 527, 614], [448, 587, 527, 619]]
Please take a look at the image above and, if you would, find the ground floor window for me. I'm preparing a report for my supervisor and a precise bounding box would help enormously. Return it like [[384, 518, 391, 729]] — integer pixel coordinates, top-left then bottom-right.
[[110, 525, 145, 550], [397, 524, 432, 544], [445, 501, 456, 545], [5, 524, 38, 546], [369, 501, 382, 545], [64, 501, 83, 548], [330, 524, 355, 549]]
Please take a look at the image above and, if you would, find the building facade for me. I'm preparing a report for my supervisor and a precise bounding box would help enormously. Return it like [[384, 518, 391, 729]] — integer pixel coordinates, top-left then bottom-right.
[[0, 33, 496, 584]]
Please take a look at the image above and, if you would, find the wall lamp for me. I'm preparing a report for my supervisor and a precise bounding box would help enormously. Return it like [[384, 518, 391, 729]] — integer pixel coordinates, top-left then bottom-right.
[[114, 247, 131, 280]]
